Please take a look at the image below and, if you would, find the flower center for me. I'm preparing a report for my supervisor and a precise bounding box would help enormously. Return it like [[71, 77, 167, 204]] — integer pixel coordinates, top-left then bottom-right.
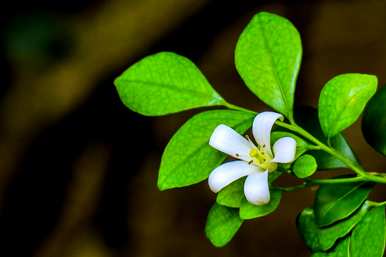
[[249, 146, 277, 172]]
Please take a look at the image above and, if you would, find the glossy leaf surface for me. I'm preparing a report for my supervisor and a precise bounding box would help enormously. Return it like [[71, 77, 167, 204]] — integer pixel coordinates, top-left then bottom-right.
[[115, 52, 224, 116], [318, 74, 377, 137], [235, 12, 302, 117], [205, 204, 243, 247], [158, 110, 254, 190], [314, 182, 372, 226]]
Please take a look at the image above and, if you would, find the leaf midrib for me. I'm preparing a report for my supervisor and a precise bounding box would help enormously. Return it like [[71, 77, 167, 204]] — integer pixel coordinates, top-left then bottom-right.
[[319, 183, 365, 222], [328, 86, 368, 136], [256, 16, 289, 113], [118, 78, 222, 103]]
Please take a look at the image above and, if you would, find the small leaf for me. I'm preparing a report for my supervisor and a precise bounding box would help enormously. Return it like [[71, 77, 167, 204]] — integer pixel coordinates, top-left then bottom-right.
[[239, 189, 281, 220], [318, 73, 377, 138], [217, 179, 245, 208], [271, 131, 309, 159], [311, 237, 351, 257], [362, 85, 386, 156], [351, 206, 385, 257], [235, 12, 302, 118], [158, 110, 254, 190], [295, 106, 358, 169], [205, 203, 243, 247], [293, 154, 317, 178], [314, 181, 372, 227], [297, 203, 368, 252], [115, 52, 224, 116]]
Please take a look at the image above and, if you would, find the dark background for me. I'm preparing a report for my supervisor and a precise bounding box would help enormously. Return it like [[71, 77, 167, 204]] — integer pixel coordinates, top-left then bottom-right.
[[1, 1, 386, 257]]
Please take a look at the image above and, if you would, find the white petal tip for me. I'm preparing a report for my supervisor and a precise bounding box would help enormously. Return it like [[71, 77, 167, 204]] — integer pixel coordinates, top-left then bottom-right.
[[252, 112, 284, 155], [208, 161, 257, 193], [208, 173, 222, 193], [244, 171, 270, 206], [272, 137, 297, 163], [209, 124, 229, 148], [248, 198, 270, 205], [208, 124, 253, 161], [245, 194, 270, 205]]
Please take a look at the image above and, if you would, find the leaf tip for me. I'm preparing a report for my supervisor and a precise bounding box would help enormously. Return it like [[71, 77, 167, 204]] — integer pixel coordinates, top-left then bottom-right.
[[204, 229, 229, 248], [156, 179, 169, 191], [209, 240, 227, 248]]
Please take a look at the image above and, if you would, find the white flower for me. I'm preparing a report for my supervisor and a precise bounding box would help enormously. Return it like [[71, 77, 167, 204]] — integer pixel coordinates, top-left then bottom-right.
[[208, 112, 296, 205]]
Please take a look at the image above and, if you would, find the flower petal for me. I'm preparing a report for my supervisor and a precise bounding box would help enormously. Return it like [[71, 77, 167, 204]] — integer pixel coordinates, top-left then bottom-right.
[[244, 170, 270, 205], [209, 124, 253, 161], [271, 137, 296, 163], [252, 112, 283, 155], [208, 161, 258, 193]]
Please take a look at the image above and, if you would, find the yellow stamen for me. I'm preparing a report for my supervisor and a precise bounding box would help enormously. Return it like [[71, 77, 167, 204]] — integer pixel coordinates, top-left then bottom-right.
[[249, 147, 277, 172]]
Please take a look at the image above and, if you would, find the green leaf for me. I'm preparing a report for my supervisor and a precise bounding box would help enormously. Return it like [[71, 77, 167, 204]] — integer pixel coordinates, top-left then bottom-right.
[[311, 135, 358, 170], [217, 179, 245, 208], [314, 181, 372, 227], [362, 86, 386, 156], [205, 203, 243, 247], [295, 106, 358, 169], [271, 131, 309, 159], [235, 12, 302, 118], [311, 237, 351, 257], [293, 154, 317, 178], [318, 73, 377, 138], [297, 203, 368, 252], [114, 52, 224, 116], [351, 206, 386, 257], [158, 110, 254, 190], [239, 189, 281, 220], [216, 172, 283, 208]]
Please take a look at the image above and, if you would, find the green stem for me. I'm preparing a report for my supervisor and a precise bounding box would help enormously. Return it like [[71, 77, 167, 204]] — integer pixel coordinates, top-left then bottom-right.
[[223, 103, 386, 184], [276, 122, 386, 184], [367, 200, 386, 207], [273, 183, 308, 192], [274, 176, 367, 192], [368, 172, 386, 177], [306, 176, 366, 184], [222, 101, 256, 114]]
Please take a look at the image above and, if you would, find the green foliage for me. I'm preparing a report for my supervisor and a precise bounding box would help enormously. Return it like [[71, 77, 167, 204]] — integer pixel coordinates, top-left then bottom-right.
[[239, 189, 281, 220], [313, 135, 358, 169], [205, 203, 243, 247], [362, 86, 386, 156], [235, 12, 302, 118], [297, 203, 368, 252], [114, 52, 224, 116], [311, 237, 351, 257], [310, 206, 386, 257], [314, 181, 372, 227], [217, 179, 245, 208], [318, 74, 377, 138], [295, 107, 358, 169], [114, 11, 385, 255], [293, 154, 317, 178], [351, 206, 385, 257], [158, 110, 254, 190]]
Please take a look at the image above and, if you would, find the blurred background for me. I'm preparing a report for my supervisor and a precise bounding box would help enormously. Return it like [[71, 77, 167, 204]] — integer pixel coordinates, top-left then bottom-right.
[[1, 0, 386, 256]]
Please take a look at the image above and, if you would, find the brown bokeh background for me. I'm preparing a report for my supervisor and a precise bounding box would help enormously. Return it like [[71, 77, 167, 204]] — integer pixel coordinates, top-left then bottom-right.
[[1, 0, 386, 257]]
